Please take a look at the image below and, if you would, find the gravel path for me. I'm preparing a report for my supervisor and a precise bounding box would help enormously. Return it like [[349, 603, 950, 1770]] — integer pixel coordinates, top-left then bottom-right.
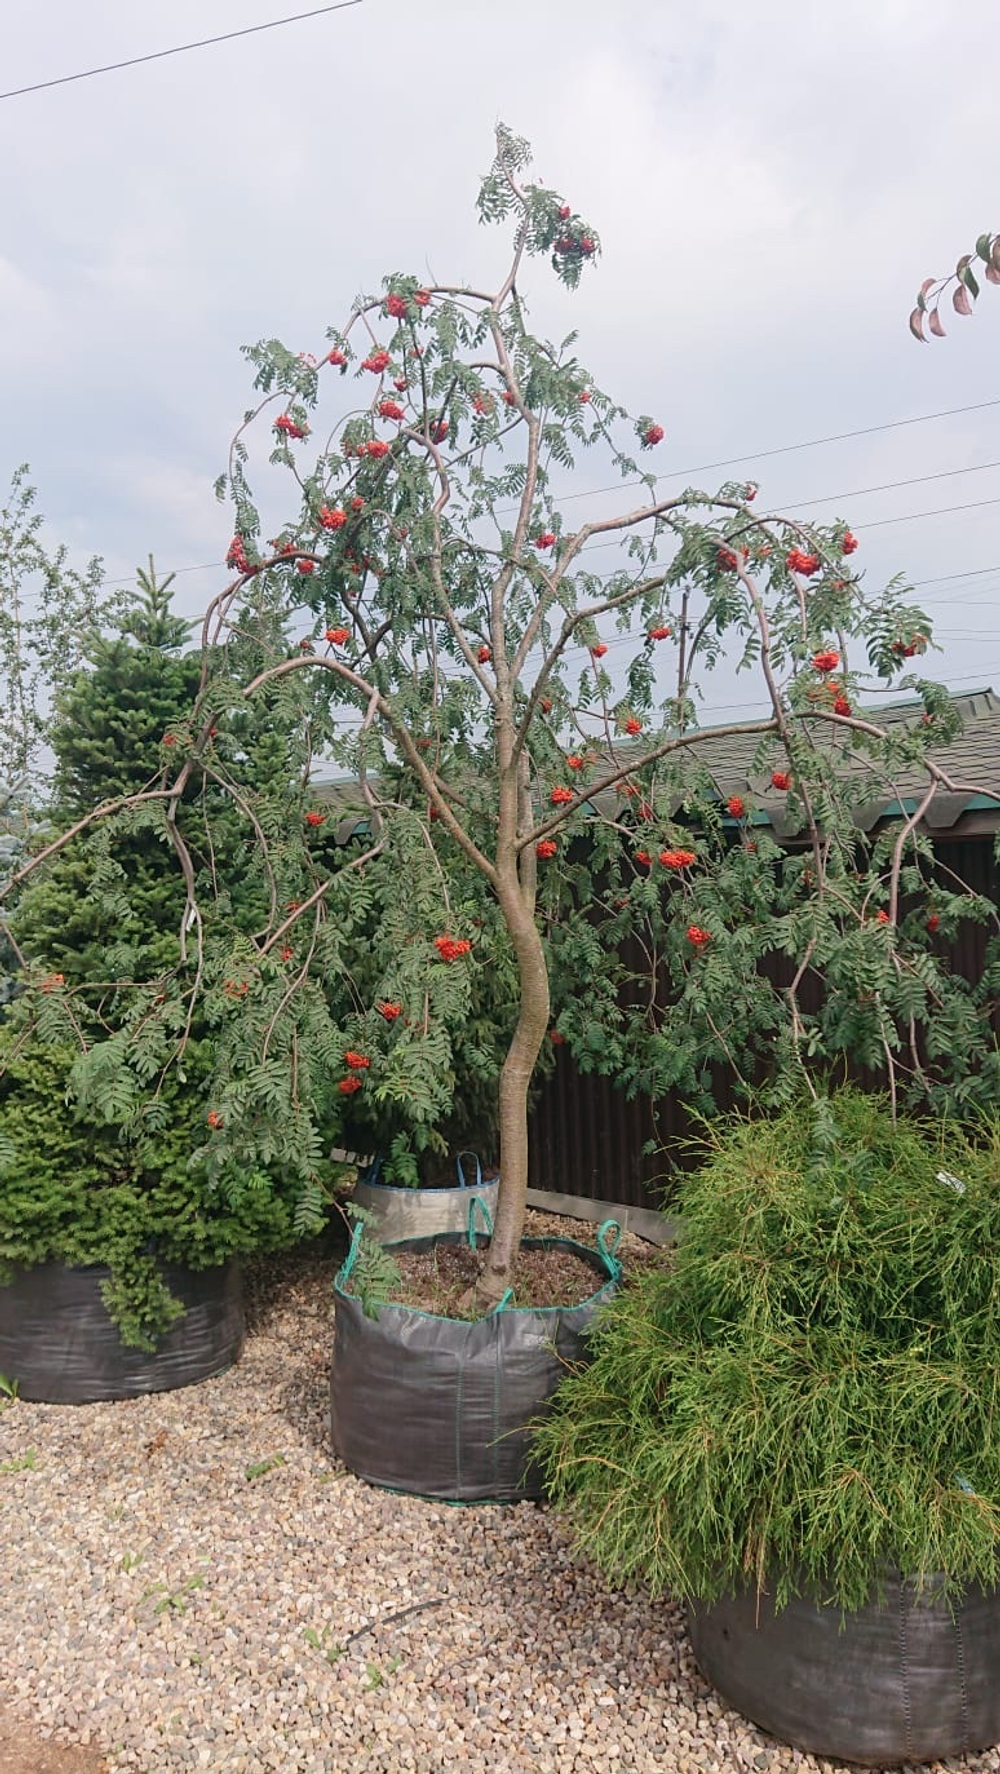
[[3, 1215, 1000, 1774]]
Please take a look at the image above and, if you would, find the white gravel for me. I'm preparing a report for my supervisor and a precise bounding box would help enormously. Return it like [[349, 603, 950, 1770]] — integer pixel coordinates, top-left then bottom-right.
[[3, 1218, 1000, 1774]]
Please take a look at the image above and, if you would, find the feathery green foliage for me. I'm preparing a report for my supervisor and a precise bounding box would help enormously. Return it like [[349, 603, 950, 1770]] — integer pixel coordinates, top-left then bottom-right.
[[537, 1090, 1000, 1611]]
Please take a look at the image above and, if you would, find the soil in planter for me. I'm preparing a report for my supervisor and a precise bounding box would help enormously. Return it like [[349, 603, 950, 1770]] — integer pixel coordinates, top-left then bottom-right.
[[384, 1241, 601, 1317]]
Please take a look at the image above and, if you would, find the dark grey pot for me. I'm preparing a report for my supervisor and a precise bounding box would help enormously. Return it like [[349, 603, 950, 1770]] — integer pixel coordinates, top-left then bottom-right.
[[687, 1575, 1000, 1766], [0, 1259, 244, 1403], [331, 1232, 620, 1502]]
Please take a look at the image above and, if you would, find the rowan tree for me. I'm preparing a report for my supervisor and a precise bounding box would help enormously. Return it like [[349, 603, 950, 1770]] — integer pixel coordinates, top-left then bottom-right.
[[5, 129, 999, 1309]]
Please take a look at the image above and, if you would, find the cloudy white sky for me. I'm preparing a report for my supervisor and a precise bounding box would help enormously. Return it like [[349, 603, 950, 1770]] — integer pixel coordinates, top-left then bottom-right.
[[3, 0, 1000, 723]]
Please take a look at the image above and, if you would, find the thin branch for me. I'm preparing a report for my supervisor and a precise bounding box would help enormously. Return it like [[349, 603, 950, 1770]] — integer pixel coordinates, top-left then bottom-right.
[[242, 654, 499, 887]]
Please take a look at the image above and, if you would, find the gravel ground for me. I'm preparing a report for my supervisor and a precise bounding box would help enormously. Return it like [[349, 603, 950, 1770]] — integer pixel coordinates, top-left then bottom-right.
[[3, 1212, 1000, 1774]]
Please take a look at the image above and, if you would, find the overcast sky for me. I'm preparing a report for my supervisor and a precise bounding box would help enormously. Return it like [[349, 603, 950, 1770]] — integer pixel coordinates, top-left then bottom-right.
[[3, 0, 1000, 726]]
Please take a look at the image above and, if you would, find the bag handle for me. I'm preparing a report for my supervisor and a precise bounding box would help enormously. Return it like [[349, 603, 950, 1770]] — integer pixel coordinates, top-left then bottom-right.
[[455, 1150, 483, 1190], [339, 1220, 366, 1283], [467, 1193, 494, 1249], [596, 1218, 623, 1280]]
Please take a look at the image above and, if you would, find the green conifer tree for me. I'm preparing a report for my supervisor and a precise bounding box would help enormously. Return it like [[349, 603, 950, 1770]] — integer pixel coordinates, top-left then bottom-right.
[[12, 561, 201, 984]]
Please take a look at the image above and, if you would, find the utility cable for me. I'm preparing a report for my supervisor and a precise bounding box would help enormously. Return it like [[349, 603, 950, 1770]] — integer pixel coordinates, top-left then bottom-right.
[[549, 398, 1000, 507], [0, 3, 364, 101]]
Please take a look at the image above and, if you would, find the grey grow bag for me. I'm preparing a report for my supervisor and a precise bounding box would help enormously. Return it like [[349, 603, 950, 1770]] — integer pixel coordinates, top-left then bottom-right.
[[0, 1258, 244, 1403], [331, 1207, 622, 1502], [352, 1150, 501, 1244], [687, 1575, 1000, 1766]]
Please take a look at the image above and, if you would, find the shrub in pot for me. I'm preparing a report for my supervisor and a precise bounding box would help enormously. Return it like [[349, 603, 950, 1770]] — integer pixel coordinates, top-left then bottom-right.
[[0, 1028, 303, 1401], [536, 1090, 1000, 1765]]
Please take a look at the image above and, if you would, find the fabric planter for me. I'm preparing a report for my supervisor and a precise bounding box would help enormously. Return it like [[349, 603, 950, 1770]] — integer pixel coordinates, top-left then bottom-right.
[[330, 1215, 622, 1502], [0, 1258, 244, 1404], [352, 1150, 501, 1244], [687, 1576, 1000, 1766]]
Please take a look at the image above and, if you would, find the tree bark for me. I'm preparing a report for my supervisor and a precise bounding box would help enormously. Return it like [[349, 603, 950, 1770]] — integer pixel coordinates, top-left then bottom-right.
[[477, 878, 550, 1304]]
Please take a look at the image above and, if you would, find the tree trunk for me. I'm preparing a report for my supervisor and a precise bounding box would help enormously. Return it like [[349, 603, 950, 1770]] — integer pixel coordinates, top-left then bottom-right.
[[477, 885, 550, 1304]]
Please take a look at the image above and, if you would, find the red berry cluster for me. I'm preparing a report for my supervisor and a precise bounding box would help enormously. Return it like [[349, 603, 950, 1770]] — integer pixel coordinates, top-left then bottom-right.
[[770, 770, 792, 791], [304, 811, 326, 828], [811, 649, 841, 674], [434, 935, 472, 961], [362, 349, 390, 374], [327, 347, 347, 366], [226, 535, 251, 574], [554, 232, 596, 257], [841, 531, 859, 555], [385, 294, 409, 319], [660, 849, 696, 870], [642, 423, 664, 448], [550, 786, 575, 805], [325, 626, 350, 645], [591, 643, 608, 659], [378, 400, 405, 421], [624, 717, 642, 736], [686, 926, 711, 949], [344, 1050, 370, 1070], [275, 414, 307, 439], [534, 532, 557, 550], [477, 644, 491, 663], [717, 547, 739, 571], [536, 839, 558, 860], [319, 506, 347, 530], [379, 1001, 402, 1020], [787, 548, 821, 576], [649, 625, 671, 641], [726, 796, 746, 818]]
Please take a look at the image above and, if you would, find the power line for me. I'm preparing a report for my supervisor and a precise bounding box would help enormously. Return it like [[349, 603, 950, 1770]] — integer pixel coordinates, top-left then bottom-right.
[[781, 458, 1000, 513], [549, 398, 1000, 507], [911, 565, 998, 589], [0, 2, 364, 101], [860, 496, 1000, 530]]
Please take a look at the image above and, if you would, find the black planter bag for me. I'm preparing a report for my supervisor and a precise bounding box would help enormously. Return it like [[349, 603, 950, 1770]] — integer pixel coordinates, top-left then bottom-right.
[[0, 1258, 244, 1404], [688, 1575, 1000, 1766], [331, 1208, 622, 1503]]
